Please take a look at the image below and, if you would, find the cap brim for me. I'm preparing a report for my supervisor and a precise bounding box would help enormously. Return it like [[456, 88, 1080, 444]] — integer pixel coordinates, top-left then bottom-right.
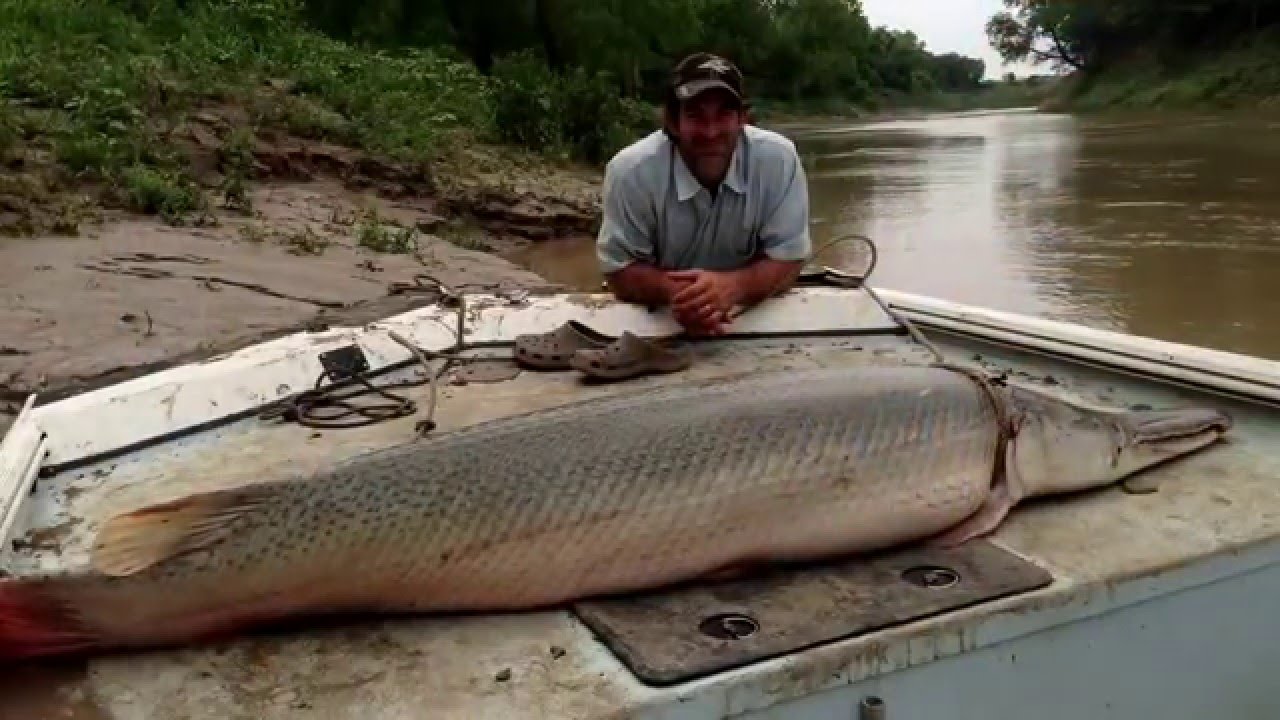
[[674, 78, 741, 102]]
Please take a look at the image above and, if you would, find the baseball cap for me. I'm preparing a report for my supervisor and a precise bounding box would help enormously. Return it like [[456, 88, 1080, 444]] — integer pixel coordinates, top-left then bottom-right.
[[670, 52, 745, 104]]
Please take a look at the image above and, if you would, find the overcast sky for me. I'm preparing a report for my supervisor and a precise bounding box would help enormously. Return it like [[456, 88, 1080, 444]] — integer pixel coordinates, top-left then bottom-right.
[[860, 0, 1041, 79]]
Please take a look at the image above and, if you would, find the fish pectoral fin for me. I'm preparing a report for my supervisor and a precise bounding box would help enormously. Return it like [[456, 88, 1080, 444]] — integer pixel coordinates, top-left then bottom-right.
[[1121, 475, 1161, 495], [926, 483, 1015, 548], [91, 487, 272, 577]]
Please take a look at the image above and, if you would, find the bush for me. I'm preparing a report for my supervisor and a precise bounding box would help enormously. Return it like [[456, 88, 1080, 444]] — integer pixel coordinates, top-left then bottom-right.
[[0, 0, 495, 222], [0, 0, 660, 230], [489, 51, 566, 153], [489, 51, 654, 165]]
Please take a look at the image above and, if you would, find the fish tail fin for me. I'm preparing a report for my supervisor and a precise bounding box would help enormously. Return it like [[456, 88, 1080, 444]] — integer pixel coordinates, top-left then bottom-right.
[[0, 578, 96, 662]]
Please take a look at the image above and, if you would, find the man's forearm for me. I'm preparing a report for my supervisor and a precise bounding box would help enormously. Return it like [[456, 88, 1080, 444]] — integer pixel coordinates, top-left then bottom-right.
[[605, 262, 681, 306], [728, 256, 804, 306]]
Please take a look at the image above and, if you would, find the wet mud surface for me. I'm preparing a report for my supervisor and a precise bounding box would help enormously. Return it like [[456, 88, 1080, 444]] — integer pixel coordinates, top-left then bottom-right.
[[1, 176, 595, 417]]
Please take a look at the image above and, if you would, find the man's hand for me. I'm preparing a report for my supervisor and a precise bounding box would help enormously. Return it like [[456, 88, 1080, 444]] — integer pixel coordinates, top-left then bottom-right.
[[668, 270, 741, 336], [669, 270, 741, 314], [607, 256, 803, 337]]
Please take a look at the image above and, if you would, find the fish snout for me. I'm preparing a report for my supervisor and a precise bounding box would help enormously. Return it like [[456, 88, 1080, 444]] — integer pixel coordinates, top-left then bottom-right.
[[1113, 407, 1233, 478], [1124, 407, 1233, 445]]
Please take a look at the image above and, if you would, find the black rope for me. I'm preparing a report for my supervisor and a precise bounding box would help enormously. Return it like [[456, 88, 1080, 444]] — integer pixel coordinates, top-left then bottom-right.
[[258, 364, 434, 431], [257, 272, 521, 436], [258, 274, 467, 435], [265, 349, 514, 435]]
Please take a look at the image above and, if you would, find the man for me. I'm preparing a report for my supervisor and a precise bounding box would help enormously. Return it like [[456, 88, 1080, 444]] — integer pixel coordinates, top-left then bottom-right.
[[596, 52, 812, 336]]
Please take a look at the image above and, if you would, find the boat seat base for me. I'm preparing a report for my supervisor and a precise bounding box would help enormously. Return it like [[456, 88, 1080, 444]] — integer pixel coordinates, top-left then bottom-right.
[[573, 538, 1053, 686]]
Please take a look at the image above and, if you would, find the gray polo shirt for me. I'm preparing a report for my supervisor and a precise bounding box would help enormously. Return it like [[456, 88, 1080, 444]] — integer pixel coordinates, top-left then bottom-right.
[[596, 125, 812, 274]]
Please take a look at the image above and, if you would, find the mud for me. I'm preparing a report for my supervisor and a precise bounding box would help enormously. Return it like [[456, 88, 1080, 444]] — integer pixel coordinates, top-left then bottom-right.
[[1, 101, 606, 422], [1, 162, 599, 417]]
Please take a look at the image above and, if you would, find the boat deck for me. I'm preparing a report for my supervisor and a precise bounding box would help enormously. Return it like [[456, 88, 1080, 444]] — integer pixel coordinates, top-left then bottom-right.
[[3, 286, 1280, 719]]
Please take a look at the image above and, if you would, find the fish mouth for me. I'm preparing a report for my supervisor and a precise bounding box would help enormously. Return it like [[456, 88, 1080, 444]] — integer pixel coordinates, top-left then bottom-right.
[[1124, 407, 1233, 452]]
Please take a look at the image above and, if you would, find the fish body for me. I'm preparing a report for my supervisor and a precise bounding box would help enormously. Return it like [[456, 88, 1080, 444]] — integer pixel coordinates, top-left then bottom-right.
[[0, 364, 1230, 661]]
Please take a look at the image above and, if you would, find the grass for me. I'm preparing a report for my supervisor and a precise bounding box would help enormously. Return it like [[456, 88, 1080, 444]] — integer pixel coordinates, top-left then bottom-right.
[[356, 207, 418, 254], [0, 0, 650, 233]]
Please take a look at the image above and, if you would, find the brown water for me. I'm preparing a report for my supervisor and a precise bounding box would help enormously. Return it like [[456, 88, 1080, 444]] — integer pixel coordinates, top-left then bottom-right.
[[512, 108, 1280, 360]]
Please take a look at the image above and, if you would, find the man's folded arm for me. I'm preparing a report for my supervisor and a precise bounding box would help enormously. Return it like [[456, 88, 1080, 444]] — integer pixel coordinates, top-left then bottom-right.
[[596, 162, 680, 305], [607, 263, 683, 306], [727, 148, 812, 305]]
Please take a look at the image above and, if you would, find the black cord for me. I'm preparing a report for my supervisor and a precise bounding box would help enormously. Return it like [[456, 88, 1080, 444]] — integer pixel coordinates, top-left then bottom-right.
[[258, 365, 437, 430], [258, 273, 469, 434], [257, 340, 511, 435]]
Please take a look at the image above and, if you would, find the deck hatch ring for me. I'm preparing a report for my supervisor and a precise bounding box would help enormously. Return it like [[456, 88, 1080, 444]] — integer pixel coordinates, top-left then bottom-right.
[[901, 565, 960, 589], [699, 613, 759, 640], [859, 695, 887, 720]]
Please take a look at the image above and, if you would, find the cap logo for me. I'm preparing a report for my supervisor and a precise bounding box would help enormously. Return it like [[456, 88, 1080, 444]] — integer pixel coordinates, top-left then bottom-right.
[[698, 58, 733, 75]]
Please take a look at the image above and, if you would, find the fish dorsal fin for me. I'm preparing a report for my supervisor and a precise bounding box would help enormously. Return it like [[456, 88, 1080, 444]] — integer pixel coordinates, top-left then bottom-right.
[[91, 487, 272, 577]]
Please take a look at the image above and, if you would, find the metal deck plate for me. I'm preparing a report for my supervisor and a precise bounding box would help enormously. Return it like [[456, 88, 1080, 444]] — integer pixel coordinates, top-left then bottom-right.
[[572, 540, 1053, 686]]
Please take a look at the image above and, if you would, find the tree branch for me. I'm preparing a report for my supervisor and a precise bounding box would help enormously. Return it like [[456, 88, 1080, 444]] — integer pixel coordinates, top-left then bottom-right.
[[1047, 26, 1084, 70]]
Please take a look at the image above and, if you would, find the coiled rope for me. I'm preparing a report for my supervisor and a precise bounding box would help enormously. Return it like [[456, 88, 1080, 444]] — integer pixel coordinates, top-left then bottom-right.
[[811, 232, 947, 364]]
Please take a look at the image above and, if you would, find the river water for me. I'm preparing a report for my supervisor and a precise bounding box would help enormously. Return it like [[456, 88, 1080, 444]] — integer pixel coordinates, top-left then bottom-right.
[[512, 108, 1280, 361]]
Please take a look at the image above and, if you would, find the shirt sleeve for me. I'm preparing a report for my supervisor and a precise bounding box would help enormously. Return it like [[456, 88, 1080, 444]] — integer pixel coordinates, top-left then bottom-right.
[[757, 149, 812, 263], [596, 160, 658, 275]]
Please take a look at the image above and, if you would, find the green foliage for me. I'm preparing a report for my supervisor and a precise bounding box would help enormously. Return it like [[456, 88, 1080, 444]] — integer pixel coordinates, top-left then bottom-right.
[[120, 164, 206, 223], [489, 52, 566, 152], [489, 51, 655, 165], [297, 0, 995, 123], [1065, 30, 1280, 110], [0, 0, 1021, 229], [0, 0, 494, 223], [988, 0, 1280, 108], [356, 207, 418, 253], [988, 0, 1280, 74], [0, 100, 17, 161]]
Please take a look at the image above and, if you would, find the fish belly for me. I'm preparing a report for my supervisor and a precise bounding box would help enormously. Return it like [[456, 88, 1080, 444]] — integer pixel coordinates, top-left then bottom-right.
[[76, 365, 1003, 642]]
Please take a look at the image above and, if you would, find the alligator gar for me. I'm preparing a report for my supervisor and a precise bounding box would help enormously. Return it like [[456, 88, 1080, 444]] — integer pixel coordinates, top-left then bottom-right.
[[0, 363, 1230, 661]]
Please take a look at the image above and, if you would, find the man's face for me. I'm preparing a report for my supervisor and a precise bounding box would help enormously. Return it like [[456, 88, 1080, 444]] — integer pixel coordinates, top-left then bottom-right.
[[672, 90, 745, 187]]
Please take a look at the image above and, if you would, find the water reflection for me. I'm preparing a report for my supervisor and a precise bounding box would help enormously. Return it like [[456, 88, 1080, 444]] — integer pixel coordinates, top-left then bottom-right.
[[990, 111, 1280, 357], [799, 110, 1103, 327], [785, 108, 1280, 359]]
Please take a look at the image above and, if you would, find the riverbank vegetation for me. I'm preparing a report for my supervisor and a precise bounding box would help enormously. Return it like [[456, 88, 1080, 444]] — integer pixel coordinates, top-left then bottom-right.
[[0, 0, 1012, 234], [987, 0, 1280, 109]]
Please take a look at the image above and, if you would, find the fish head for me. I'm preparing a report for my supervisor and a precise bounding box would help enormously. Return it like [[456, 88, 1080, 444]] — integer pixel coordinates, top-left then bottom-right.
[[1001, 383, 1232, 500]]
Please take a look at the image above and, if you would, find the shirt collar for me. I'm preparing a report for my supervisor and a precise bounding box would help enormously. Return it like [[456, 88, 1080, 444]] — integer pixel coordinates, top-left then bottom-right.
[[673, 132, 748, 201]]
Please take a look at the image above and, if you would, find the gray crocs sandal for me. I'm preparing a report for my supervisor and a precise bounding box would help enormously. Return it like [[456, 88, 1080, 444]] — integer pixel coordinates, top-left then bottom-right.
[[514, 320, 616, 370], [569, 331, 691, 382]]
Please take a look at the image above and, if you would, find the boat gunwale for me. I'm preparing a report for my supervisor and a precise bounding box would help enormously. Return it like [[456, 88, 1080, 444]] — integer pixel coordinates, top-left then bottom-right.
[[879, 288, 1280, 404]]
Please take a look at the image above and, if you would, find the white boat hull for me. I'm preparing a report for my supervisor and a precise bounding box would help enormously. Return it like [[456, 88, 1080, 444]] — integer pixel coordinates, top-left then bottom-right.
[[2, 284, 1278, 720]]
